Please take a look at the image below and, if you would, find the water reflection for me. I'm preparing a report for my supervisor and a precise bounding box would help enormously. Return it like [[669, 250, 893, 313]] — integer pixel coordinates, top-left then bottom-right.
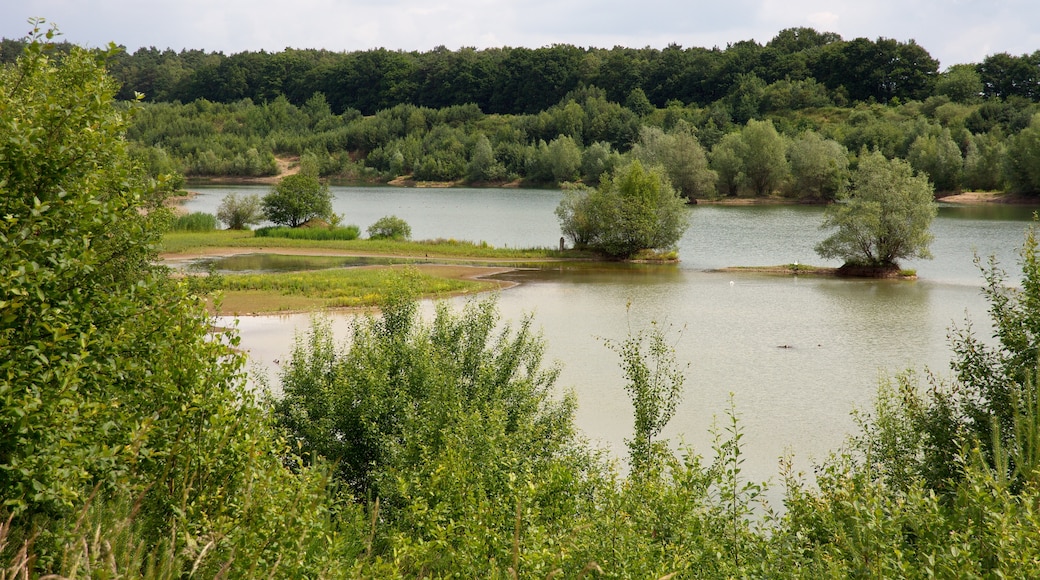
[[181, 186, 1030, 495], [194, 253, 384, 273]]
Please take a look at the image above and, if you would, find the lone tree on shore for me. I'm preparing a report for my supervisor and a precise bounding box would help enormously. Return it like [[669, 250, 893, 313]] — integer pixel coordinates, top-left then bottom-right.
[[262, 173, 333, 227], [815, 150, 937, 270], [556, 160, 690, 259]]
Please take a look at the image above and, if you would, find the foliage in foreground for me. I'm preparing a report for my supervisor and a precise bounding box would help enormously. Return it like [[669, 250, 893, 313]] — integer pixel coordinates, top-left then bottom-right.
[[1, 23, 362, 577]]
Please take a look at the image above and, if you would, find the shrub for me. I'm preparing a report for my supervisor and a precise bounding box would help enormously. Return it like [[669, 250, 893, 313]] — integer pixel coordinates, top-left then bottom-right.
[[367, 215, 412, 240], [556, 161, 690, 258], [217, 192, 264, 229]]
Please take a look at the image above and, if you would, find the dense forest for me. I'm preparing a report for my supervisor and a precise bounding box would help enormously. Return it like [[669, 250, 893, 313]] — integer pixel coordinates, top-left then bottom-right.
[[4, 27, 1040, 196]]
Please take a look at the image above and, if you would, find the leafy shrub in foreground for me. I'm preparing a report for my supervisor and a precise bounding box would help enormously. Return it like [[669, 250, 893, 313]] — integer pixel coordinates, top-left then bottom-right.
[[1, 25, 355, 576]]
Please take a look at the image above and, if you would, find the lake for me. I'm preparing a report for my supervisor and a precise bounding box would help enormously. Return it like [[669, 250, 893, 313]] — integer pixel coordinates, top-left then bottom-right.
[[182, 185, 1040, 491]]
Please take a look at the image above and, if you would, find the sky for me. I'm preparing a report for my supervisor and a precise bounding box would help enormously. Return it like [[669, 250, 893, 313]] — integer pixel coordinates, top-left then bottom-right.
[[4, 0, 1039, 69]]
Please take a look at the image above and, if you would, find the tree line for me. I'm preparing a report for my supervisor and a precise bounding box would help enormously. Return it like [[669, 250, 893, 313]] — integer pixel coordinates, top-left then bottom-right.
[[123, 84, 1040, 195], [7, 23, 1040, 195], [4, 26, 1040, 116]]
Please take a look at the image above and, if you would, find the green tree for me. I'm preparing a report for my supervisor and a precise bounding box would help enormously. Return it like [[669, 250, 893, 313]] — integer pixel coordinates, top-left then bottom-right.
[[465, 132, 505, 182], [815, 150, 937, 269], [216, 191, 264, 229], [262, 173, 333, 227], [632, 125, 717, 199], [907, 128, 964, 192], [786, 130, 849, 200], [555, 189, 598, 248], [1005, 113, 1040, 194], [963, 131, 1008, 191], [740, 119, 789, 196], [935, 64, 984, 103], [625, 87, 655, 117], [557, 161, 690, 258], [580, 140, 623, 185], [710, 132, 745, 197], [543, 135, 583, 183]]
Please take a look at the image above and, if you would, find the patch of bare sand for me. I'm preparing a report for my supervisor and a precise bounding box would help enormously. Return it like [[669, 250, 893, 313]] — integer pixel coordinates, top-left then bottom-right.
[[937, 191, 1036, 204]]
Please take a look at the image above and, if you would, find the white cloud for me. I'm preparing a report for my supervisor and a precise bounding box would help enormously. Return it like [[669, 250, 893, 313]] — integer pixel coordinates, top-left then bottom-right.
[[806, 12, 840, 30]]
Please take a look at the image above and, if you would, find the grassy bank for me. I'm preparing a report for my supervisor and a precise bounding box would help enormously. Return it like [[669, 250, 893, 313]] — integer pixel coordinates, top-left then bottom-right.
[[161, 230, 583, 259], [210, 264, 502, 315], [161, 230, 586, 314]]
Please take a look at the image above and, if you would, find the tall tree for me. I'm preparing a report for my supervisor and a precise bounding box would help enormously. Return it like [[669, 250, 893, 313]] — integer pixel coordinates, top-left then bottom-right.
[[632, 125, 717, 199], [1005, 113, 1040, 194], [815, 150, 937, 269], [787, 130, 849, 200], [740, 119, 789, 196], [907, 128, 964, 192]]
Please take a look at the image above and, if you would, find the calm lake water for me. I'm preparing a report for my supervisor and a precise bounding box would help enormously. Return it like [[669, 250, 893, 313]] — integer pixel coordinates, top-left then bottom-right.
[[183, 185, 1040, 490]]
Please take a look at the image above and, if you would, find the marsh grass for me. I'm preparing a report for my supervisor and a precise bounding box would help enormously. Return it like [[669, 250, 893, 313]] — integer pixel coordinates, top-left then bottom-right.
[[254, 225, 361, 241], [214, 266, 490, 313]]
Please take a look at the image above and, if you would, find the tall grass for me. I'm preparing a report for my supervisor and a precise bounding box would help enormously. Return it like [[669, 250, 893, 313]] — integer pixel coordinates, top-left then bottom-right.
[[170, 211, 218, 231], [254, 225, 361, 240]]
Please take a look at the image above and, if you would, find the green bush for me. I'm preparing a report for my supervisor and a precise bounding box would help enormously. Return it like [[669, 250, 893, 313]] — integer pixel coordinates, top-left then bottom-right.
[[217, 192, 264, 229], [254, 224, 361, 240], [171, 211, 218, 231], [366, 215, 412, 240]]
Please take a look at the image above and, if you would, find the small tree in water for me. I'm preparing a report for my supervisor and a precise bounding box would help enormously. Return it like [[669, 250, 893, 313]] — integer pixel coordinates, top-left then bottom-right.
[[815, 150, 937, 271]]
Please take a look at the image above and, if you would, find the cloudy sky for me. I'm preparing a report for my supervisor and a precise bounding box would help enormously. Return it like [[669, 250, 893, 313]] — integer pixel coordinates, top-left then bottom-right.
[[4, 0, 1038, 69]]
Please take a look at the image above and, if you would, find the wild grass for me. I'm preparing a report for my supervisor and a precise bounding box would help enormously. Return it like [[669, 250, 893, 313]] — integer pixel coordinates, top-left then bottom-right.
[[254, 225, 362, 241], [213, 266, 490, 314], [170, 211, 218, 231]]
